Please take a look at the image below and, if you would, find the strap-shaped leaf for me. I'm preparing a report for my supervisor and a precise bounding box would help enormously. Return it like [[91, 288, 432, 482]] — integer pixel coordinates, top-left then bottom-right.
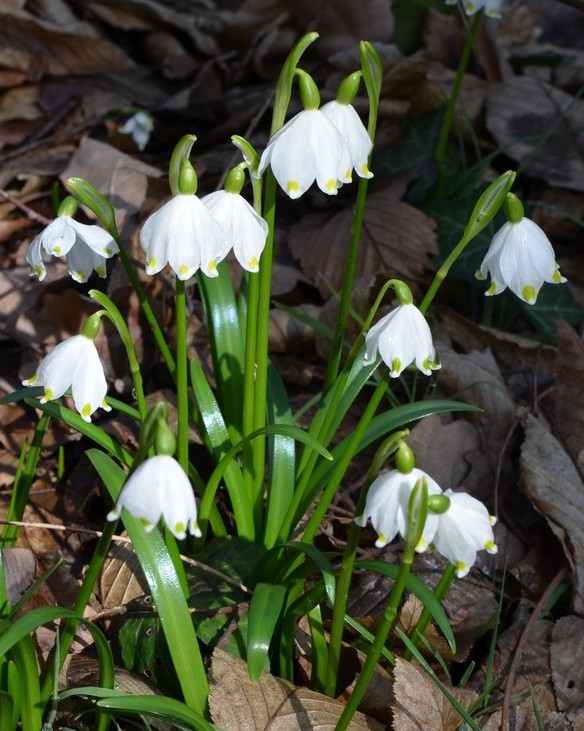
[[247, 582, 288, 682]]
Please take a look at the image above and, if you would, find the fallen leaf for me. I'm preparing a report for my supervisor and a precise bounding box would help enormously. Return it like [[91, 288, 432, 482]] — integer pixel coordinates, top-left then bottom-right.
[[486, 76, 584, 192], [392, 656, 478, 731], [551, 615, 584, 728], [2, 547, 36, 604], [554, 319, 584, 473], [209, 649, 384, 730], [288, 181, 438, 300], [519, 413, 584, 613]]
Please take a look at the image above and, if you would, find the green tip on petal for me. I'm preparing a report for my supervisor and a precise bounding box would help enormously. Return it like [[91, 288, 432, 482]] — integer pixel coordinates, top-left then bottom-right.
[[375, 532, 387, 546], [81, 404, 92, 421], [522, 285, 537, 304], [390, 357, 402, 376], [455, 560, 467, 576], [552, 269, 564, 283], [249, 256, 259, 271], [325, 179, 336, 191], [484, 539, 497, 553], [140, 517, 153, 530], [43, 388, 54, 402], [287, 180, 300, 194], [486, 282, 497, 296], [147, 256, 157, 271], [174, 521, 186, 535]]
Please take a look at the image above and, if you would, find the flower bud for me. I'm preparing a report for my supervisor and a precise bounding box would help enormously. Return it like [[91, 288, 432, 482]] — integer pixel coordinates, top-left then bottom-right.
[[178, 159, 198, 195], [428, 494, 451, 514], [336, 72, 362, 105], [395, 441, 415, 474], [80, 312, 103, 341], [504, 192, 524, 224], [154, 418, 177, 457], [298, 70, 320, 110], [58, 196, 78, 218]]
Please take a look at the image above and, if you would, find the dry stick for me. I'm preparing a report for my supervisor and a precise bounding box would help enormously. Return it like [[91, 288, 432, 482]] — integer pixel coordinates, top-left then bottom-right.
[[500, 565, 568, 729], [0, 188, 51, 225], [0, 519, 251, 594]]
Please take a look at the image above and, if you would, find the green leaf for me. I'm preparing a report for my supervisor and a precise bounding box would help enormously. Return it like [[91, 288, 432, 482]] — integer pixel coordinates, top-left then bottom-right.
[[356, 560, 456, 653], [246, 583, 288, 681], [87, 450, 208, 714], [522, 284, 583, 343], [67, 177, 117, 237], [198, 263, 244, 442], [0, 691, 14, 731], [264, 364, 295, 549]]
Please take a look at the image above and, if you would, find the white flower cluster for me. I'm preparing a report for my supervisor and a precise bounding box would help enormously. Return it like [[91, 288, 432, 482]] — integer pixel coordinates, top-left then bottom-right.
[[355, 468, 497, 578]]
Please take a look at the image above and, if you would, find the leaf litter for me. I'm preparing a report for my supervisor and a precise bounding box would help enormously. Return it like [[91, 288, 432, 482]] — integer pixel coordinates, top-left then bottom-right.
[[0, 0, 583, 729]]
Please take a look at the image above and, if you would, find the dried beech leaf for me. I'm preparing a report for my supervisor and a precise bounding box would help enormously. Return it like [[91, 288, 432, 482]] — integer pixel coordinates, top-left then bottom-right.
[[100, 540, 148, 608], [209, 649, 384, 731], [392, 657, 477, 731], [288, 182, 438, 300], [2, 547, 36, 604], [554, 320, 584, 473], [486, 76, 584, 192], [520, 414, 584, 614], [551, 615, 584, 725]]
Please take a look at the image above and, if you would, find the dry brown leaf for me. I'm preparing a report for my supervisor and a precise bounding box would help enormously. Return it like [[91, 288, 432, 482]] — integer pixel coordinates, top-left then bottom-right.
[[486, 75, 584, 192], [554, 320, 584, 474], [209, 649, 384, 731], [269, 304, 320, 354], [279, 0, 394, 58], [288, 182, 438, 300], [392, 656, 477, 731], [551, 615, 584, 728], [100, 540, 148, 608], [2, 547, 36, 604], [520, 413, 584, 614]]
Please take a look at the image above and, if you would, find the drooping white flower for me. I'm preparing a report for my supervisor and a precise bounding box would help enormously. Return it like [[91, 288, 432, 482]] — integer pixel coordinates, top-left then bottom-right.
[[431, 489, 497, 578], [22, 334, 111, 422], [445, 0, 502, 16], [355, 467, 443, 552], [139, 194, 227, 279], [107, 455, 201, 540], [320, 100, 373, 180], [26, 216, 118, 283], [202, 190, 268, 272], [364, 303, 440, 377], [475, 217, 566, 304], [258, 109, 352, 199], [119, 110, 154, 151]]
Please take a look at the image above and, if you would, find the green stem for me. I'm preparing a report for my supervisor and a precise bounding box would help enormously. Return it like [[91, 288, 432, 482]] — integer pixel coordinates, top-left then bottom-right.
[[334, 544, 416, 730], [116, 237, 176, 378], [175, 278, 189, 471], [323, 176, 370, 393], [403, 563, 456, 661], [433, 12, 482, 199], [301, 371, 391, 545], [250, 171, 278, 535], [418, 231, 472, 314]]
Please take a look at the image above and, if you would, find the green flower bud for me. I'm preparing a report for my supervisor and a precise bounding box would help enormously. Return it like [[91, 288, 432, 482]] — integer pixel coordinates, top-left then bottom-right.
[[58, 196, 78, 218], [298, 70, 320, 110], [178, 159, 198, 195], [225, 166, 245, 195], [336, 72, 362, 105], [395, 441, 415, 474], [80, 312, 102, 340], [404, 476, 428, 555], [428, 494, 451, 514], [393, 280, 414, 306], [154, 418, 177, 457], [504, 192, 524, 224]]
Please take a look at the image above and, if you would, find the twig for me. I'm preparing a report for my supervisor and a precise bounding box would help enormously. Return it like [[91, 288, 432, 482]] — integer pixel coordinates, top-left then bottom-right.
[[0, 188, 51, 226], [0, 519, 251, 594], [500, 565, 569, 729]]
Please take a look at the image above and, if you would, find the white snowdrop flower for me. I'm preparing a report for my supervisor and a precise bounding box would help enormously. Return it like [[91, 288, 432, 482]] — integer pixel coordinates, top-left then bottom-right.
[[26, 216, 118, 282], [22, 334, 110, 422], [202, 190, 268, 273], [355, 468, 443, 552], [107, 455, 201, 540], [258, 108, 352, 199], [445, 0, 502, 16], [119, 111, 154, 151], [475, 217, 566, 304], [364, 303, 440, 378], [320, 100, 373, 180], [139, 193, 227, 280], [431, 489, 497, 578]]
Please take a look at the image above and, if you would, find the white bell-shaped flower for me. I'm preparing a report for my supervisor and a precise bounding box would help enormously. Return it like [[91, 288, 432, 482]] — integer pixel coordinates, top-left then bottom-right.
[[119, 110, 154, 151], [364, 303, 440, 377], [355, 467, 442, 552], [431, 489, 497, 578], [258, 108, 352, 199], [320, 100, 373, 180], [445, 0, 502, 16], [107, 455, 201, 540], [22, 334, 111, 422], [476, 216, 566, 304], [202, 190, 268, 273], [26, 215, 118, 283], [139, 194, 227, 280]]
